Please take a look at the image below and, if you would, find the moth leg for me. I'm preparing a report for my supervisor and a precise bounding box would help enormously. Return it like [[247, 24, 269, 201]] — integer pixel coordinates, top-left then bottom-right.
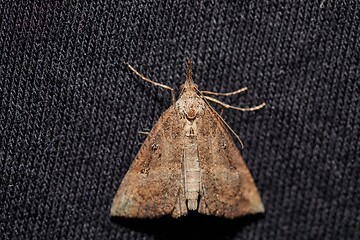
[[127, 63, 176, 102], [202, 95, 266, 112], [201, 95, 265, 148], [201, 100, 244, 149], [201, 87, 247, 96], [219, 108, 224, 116], [138, 131, 149, 135]]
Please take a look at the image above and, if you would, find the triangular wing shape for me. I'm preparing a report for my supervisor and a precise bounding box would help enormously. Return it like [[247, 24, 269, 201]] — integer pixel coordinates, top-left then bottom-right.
[[111, 106, 187, 218], [197, 106, 264, 218]]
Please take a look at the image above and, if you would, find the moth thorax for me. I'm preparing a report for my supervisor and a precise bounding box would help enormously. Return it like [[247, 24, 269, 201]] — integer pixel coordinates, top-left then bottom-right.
[[177, 96, 205, 121], [186, 108, 196, 120]]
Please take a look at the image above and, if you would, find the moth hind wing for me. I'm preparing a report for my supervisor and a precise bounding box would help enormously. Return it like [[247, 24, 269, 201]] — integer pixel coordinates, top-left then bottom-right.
[[111, 106, 187, 218], [197, 107, 264, 218]]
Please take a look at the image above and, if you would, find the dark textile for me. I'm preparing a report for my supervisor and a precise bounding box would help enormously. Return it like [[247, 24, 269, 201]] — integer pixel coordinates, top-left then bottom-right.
[[1, 1, 359, 239]]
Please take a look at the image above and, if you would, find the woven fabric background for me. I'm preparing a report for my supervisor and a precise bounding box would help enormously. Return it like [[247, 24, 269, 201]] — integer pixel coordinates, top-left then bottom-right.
[[1, 1, 359, 239]]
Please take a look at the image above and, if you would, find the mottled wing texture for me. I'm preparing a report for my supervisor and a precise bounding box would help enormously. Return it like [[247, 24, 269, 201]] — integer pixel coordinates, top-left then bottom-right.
[[197, 105, 264, 218], [111, 106, 187, 218]]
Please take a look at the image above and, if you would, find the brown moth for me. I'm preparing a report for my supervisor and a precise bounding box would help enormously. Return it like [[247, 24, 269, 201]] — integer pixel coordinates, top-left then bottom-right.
[[111, 59, 265, 218]]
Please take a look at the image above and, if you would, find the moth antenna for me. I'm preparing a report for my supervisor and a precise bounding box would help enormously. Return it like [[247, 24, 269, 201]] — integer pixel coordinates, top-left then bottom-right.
[[202, 95, 266, 112], [127, 62, 176, 103], [201, 87, 248, 96]]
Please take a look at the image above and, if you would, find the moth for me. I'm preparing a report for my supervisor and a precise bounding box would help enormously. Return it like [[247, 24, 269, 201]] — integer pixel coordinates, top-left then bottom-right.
[[111, 59, 265, 218]]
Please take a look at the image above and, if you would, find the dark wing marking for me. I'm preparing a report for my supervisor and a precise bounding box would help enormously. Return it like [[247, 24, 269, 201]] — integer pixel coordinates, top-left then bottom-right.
[[111, 106, 187, 218], [197, 105, 264, 218]]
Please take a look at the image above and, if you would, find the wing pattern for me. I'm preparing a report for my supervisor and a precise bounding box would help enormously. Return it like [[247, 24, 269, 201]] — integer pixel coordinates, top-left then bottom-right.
[[111, 106, 187, 218], [197, 106, 264, 218]]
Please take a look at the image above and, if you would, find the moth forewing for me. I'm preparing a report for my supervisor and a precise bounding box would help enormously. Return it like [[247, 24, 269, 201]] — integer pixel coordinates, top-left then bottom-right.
[[110, 106, 187, 218]]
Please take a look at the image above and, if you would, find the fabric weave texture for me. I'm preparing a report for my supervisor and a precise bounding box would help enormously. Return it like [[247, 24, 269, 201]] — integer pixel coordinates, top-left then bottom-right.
[[1, 1, 359, 239]]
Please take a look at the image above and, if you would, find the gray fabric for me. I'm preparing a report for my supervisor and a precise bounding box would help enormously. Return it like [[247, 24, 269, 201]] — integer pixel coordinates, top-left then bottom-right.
[[1, 1, 359, 239]]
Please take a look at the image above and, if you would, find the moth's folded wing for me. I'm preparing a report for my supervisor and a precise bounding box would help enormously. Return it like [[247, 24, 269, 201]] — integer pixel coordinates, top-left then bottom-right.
[[111, 107, 187, 218], [197, 107, 264, 218]]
